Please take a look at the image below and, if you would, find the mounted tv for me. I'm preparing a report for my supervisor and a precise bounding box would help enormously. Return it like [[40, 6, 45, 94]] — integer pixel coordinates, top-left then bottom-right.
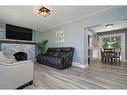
[[6, 24, 32, 41]]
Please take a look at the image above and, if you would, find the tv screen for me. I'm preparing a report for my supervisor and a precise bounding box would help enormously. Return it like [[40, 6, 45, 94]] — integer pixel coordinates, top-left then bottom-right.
[[6, 24, 32, 41]]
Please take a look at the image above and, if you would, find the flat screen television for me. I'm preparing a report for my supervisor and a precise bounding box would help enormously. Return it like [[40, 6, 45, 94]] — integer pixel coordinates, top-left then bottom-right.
[[6, 24, 33, 41]]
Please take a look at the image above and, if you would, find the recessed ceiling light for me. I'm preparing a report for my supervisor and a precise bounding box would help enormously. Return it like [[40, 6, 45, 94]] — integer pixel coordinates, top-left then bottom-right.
[[105, 24, 113, 28]]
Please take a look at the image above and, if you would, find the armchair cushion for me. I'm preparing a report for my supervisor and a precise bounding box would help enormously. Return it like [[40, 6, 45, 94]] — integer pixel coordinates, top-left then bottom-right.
[[0, 51, 16, 64]]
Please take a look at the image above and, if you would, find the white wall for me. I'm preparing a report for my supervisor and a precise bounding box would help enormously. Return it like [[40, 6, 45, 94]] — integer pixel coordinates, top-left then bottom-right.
[[34, 6, 127, 66]]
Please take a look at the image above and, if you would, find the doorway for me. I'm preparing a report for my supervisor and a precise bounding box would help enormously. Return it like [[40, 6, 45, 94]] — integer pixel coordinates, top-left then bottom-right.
[[85, 20, 127, 66]]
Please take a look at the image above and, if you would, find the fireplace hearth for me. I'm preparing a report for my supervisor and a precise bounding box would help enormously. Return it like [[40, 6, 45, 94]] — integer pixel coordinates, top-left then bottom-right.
[[13, 52, 27, 61]]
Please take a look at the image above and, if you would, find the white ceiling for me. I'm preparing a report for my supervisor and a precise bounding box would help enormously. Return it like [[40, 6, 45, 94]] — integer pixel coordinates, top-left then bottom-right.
[[92, 19, 127, 32], [0, 6, 112, 32]]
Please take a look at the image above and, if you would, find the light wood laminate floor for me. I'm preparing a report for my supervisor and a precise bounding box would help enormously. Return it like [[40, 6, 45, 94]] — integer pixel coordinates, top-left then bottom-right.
[[25, 62, 127, 89]]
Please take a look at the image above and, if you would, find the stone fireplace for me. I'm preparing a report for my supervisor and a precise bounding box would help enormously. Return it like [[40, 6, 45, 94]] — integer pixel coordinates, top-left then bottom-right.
[[0, 39, 35, 61]]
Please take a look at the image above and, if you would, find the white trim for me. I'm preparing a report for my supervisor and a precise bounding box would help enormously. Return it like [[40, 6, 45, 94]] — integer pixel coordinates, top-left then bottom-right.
[[80, 63, 88, 68], [72, 62, 88, 68], [122, 60, 127, 62], [72, 62, 80, 67]]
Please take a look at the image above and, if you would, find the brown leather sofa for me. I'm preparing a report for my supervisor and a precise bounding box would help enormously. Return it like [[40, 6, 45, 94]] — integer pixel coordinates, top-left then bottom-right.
[[36, 47, 74, 69]]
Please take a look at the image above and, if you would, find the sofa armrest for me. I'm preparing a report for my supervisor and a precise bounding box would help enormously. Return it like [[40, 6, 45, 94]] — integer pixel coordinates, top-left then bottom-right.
[[59, 56, 72, 61], [56, 56, 72, 69], [36, 53, 46, 59], [39, 53, 47, 56]]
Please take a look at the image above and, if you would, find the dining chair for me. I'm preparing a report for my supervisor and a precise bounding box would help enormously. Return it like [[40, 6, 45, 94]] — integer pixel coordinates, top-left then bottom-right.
[[104, 51, 115, 64], [103, 48, 114, 64], [104, 48, 115, 52], [114, 48, 121, 64], [101, 49, 105, 63]]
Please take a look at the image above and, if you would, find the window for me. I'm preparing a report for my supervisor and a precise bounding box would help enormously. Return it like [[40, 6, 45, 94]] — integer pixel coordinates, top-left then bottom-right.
[[102, 37, 110, 48], [101, 33, 125, 60], [102, 36, 121, 50]]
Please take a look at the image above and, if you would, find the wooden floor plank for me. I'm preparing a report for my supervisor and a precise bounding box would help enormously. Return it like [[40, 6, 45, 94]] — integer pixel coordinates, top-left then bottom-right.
[[25, 62, 127, 89]]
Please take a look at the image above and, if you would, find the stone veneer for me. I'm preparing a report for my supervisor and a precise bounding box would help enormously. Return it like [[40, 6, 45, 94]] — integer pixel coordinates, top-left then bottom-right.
[[0, 24, 6, 39], [1, 43, 35, 60]]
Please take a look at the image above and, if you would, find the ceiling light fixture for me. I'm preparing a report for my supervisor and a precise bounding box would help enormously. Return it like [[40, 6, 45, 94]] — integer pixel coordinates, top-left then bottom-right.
[[38, 7, 51, 17], [105, 24, 113, 28]]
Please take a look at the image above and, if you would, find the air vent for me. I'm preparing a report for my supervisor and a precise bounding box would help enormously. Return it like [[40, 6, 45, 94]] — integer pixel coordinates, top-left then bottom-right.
[[90, 24, 100, 28], [84, 24, 100, 29]]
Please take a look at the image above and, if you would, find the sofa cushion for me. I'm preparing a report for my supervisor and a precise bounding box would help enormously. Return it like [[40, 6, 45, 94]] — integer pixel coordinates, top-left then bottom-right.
[[47, 56, 62, 65], [46, 48, 59, 57], [59, 47, 74, 58], [40, 56, 62, 65]]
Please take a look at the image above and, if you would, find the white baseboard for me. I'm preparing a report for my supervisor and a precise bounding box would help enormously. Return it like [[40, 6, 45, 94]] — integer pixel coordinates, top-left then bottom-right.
[[72, 62, 88, 68], [121, 60, 127, 62], [72, 62, 80, 67], [80, 63, 88, 68]]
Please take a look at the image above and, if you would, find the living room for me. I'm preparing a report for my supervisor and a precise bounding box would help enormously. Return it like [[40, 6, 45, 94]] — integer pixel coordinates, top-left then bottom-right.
[[0, 2, 127, 94]]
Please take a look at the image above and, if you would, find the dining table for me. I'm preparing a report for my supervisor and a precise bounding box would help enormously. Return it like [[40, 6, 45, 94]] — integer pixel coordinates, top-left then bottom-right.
[[102, 50, 117, 64]]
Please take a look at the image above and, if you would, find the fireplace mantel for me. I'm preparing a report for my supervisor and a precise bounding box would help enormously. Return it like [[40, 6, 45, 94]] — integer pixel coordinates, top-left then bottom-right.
[[0, 39, 36, 44]]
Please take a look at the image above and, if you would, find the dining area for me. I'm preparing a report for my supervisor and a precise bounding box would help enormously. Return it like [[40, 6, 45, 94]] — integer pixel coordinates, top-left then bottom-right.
[[101, 48, 121, 65]]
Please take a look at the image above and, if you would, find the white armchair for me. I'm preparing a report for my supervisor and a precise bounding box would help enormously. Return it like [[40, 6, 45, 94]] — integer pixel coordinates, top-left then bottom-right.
[[0, 52, 34, 89]]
